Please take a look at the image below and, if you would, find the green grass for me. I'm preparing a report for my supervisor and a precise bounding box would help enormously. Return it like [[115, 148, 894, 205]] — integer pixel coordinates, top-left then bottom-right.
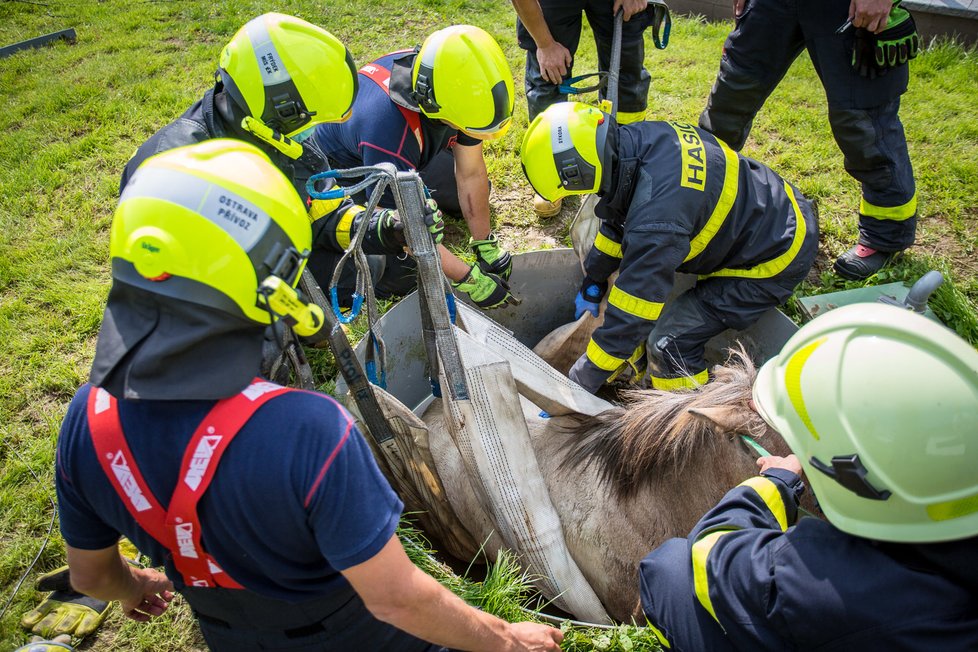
[[1, 0, 976, 649]]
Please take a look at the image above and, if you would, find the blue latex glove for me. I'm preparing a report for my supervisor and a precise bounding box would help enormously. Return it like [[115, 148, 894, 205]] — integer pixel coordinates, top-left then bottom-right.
[[568, 354, 610, 394], [574, 278, 607, 319]]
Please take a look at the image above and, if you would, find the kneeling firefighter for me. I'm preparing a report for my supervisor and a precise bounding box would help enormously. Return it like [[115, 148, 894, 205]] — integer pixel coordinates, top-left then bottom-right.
[[521, 102, 819, 392]]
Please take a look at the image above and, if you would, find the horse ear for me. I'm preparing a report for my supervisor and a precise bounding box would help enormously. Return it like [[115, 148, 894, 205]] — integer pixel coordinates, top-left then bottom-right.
[[687, 406, 755, 435]]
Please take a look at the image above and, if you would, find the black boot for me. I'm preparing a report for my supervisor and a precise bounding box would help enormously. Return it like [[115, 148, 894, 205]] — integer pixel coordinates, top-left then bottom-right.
[[833, 244, 895, 280]]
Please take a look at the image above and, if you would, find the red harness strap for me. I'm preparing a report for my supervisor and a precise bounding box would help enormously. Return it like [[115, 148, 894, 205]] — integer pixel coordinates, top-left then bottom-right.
[[359, 58, 424, 150], [88, 379, 293, 589]]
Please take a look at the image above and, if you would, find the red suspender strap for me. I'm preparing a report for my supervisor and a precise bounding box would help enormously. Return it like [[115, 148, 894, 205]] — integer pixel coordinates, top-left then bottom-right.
[[88, 380, 294, 589], [88, 387, 170, 546], [166, 380, 291, 588], [359, 59, 424, 150]]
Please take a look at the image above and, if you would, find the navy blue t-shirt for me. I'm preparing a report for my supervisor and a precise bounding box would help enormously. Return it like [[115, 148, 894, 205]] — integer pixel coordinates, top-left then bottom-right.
[[56, 384, 403, 602], [313, 51, 479, 208]]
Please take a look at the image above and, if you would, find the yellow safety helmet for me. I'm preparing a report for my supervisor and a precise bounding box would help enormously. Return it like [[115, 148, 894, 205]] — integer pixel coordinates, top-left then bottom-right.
[[412, 25, 514, 140], [111, 139, 323, 335], [218, 13, 357, 137], [753, 303, 978, 543], [520, 102, 610, 202]]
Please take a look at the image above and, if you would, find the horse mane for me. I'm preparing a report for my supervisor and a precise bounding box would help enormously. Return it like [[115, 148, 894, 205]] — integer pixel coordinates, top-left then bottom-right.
[[559, 346, 770, 500]]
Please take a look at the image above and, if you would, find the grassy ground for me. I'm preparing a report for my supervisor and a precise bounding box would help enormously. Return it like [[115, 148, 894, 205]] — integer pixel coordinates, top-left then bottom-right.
[[1, 0, 976, 649]]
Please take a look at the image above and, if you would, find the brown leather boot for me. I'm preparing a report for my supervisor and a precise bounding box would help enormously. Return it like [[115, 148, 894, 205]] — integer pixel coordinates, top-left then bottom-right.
[[533, 193, 562, 218]]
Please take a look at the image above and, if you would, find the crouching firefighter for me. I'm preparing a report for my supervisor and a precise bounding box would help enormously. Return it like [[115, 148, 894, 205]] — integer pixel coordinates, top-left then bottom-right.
[[55, 140, 563, 652], [119, 13, 422, 312], [520, 102, 818, 392], [638, 303, 978, 650]]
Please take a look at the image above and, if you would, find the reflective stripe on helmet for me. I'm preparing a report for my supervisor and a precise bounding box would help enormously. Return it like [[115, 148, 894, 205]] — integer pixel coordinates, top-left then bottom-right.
[[121, 167, 272, 254]]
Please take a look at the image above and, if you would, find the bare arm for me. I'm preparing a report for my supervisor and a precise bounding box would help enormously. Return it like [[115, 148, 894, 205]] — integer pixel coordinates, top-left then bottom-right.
[[342, 535, 562, 652], [439, 243, 473, 281], [511, 0, 572, 83], [849, 0, 893, 32], [453, 143, 492, 242], [66, 544, 173, 622]]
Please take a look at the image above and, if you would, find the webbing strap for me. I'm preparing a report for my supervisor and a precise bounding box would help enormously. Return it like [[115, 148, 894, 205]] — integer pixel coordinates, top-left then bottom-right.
[[359, 61, 424, 150], [89, 380, 294, 589]]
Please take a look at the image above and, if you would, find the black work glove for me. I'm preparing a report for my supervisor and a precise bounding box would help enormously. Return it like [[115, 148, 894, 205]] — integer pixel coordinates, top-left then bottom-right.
[[422, 198, 445, 245], [852, 5, 919, 78], [375, 209, 406, 250]]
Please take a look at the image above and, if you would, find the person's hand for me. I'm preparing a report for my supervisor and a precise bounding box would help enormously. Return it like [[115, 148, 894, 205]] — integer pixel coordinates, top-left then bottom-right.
[[470, 232, 513, 280], [733, 0, 747, 18], [376, 209, 407, 250], [568, 354, 609, 394], [757, 454, 802, 476], [507, 621, 564, 651], [574, 277, 607, 319], [453, 265, 520, 309], [119, 567, 174, 622], [614, 0, 648, 21], [537, 41, 572, 85], [848, 0, 892, 33], [422, 198, 445, 245]]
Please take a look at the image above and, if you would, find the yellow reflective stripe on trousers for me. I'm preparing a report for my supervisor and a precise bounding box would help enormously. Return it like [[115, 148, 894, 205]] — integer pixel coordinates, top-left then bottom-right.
[[684, 139, 739, 263], [739, 477, 790, 530], [704, 182, 806, 279], [785, 337, 826, 441], [594, 231, 623, 258], [860, 192, 917, 221], [586, 338, 626, 371], [608, 286, 664, 320], [650, 368, 708, 390], [692, 529, 736, 624], [334, 206, 361, 250], [651, 369, 708, 390]]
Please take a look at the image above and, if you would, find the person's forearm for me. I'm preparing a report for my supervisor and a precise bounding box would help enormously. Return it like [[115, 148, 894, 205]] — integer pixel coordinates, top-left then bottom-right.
[[68, 551, 139, 603], [440, 244, 472, 281], [511, 0, 557, 48], [370, 565, 522, 651], [456, 169, 491, 241]]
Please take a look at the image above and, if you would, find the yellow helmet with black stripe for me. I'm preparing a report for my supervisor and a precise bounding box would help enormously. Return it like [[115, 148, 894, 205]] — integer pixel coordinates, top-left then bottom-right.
[[520, 102, 610, 202], [218, 13, 357, 137], [111, 139, 314, 328], [412, 25, 514, 140]]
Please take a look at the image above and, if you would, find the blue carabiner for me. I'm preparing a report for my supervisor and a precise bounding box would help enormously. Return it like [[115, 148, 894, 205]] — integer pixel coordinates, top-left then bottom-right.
[[558, 72, 607, 96], [307, 170, 345, 201], [330, 288, 363, 324]]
